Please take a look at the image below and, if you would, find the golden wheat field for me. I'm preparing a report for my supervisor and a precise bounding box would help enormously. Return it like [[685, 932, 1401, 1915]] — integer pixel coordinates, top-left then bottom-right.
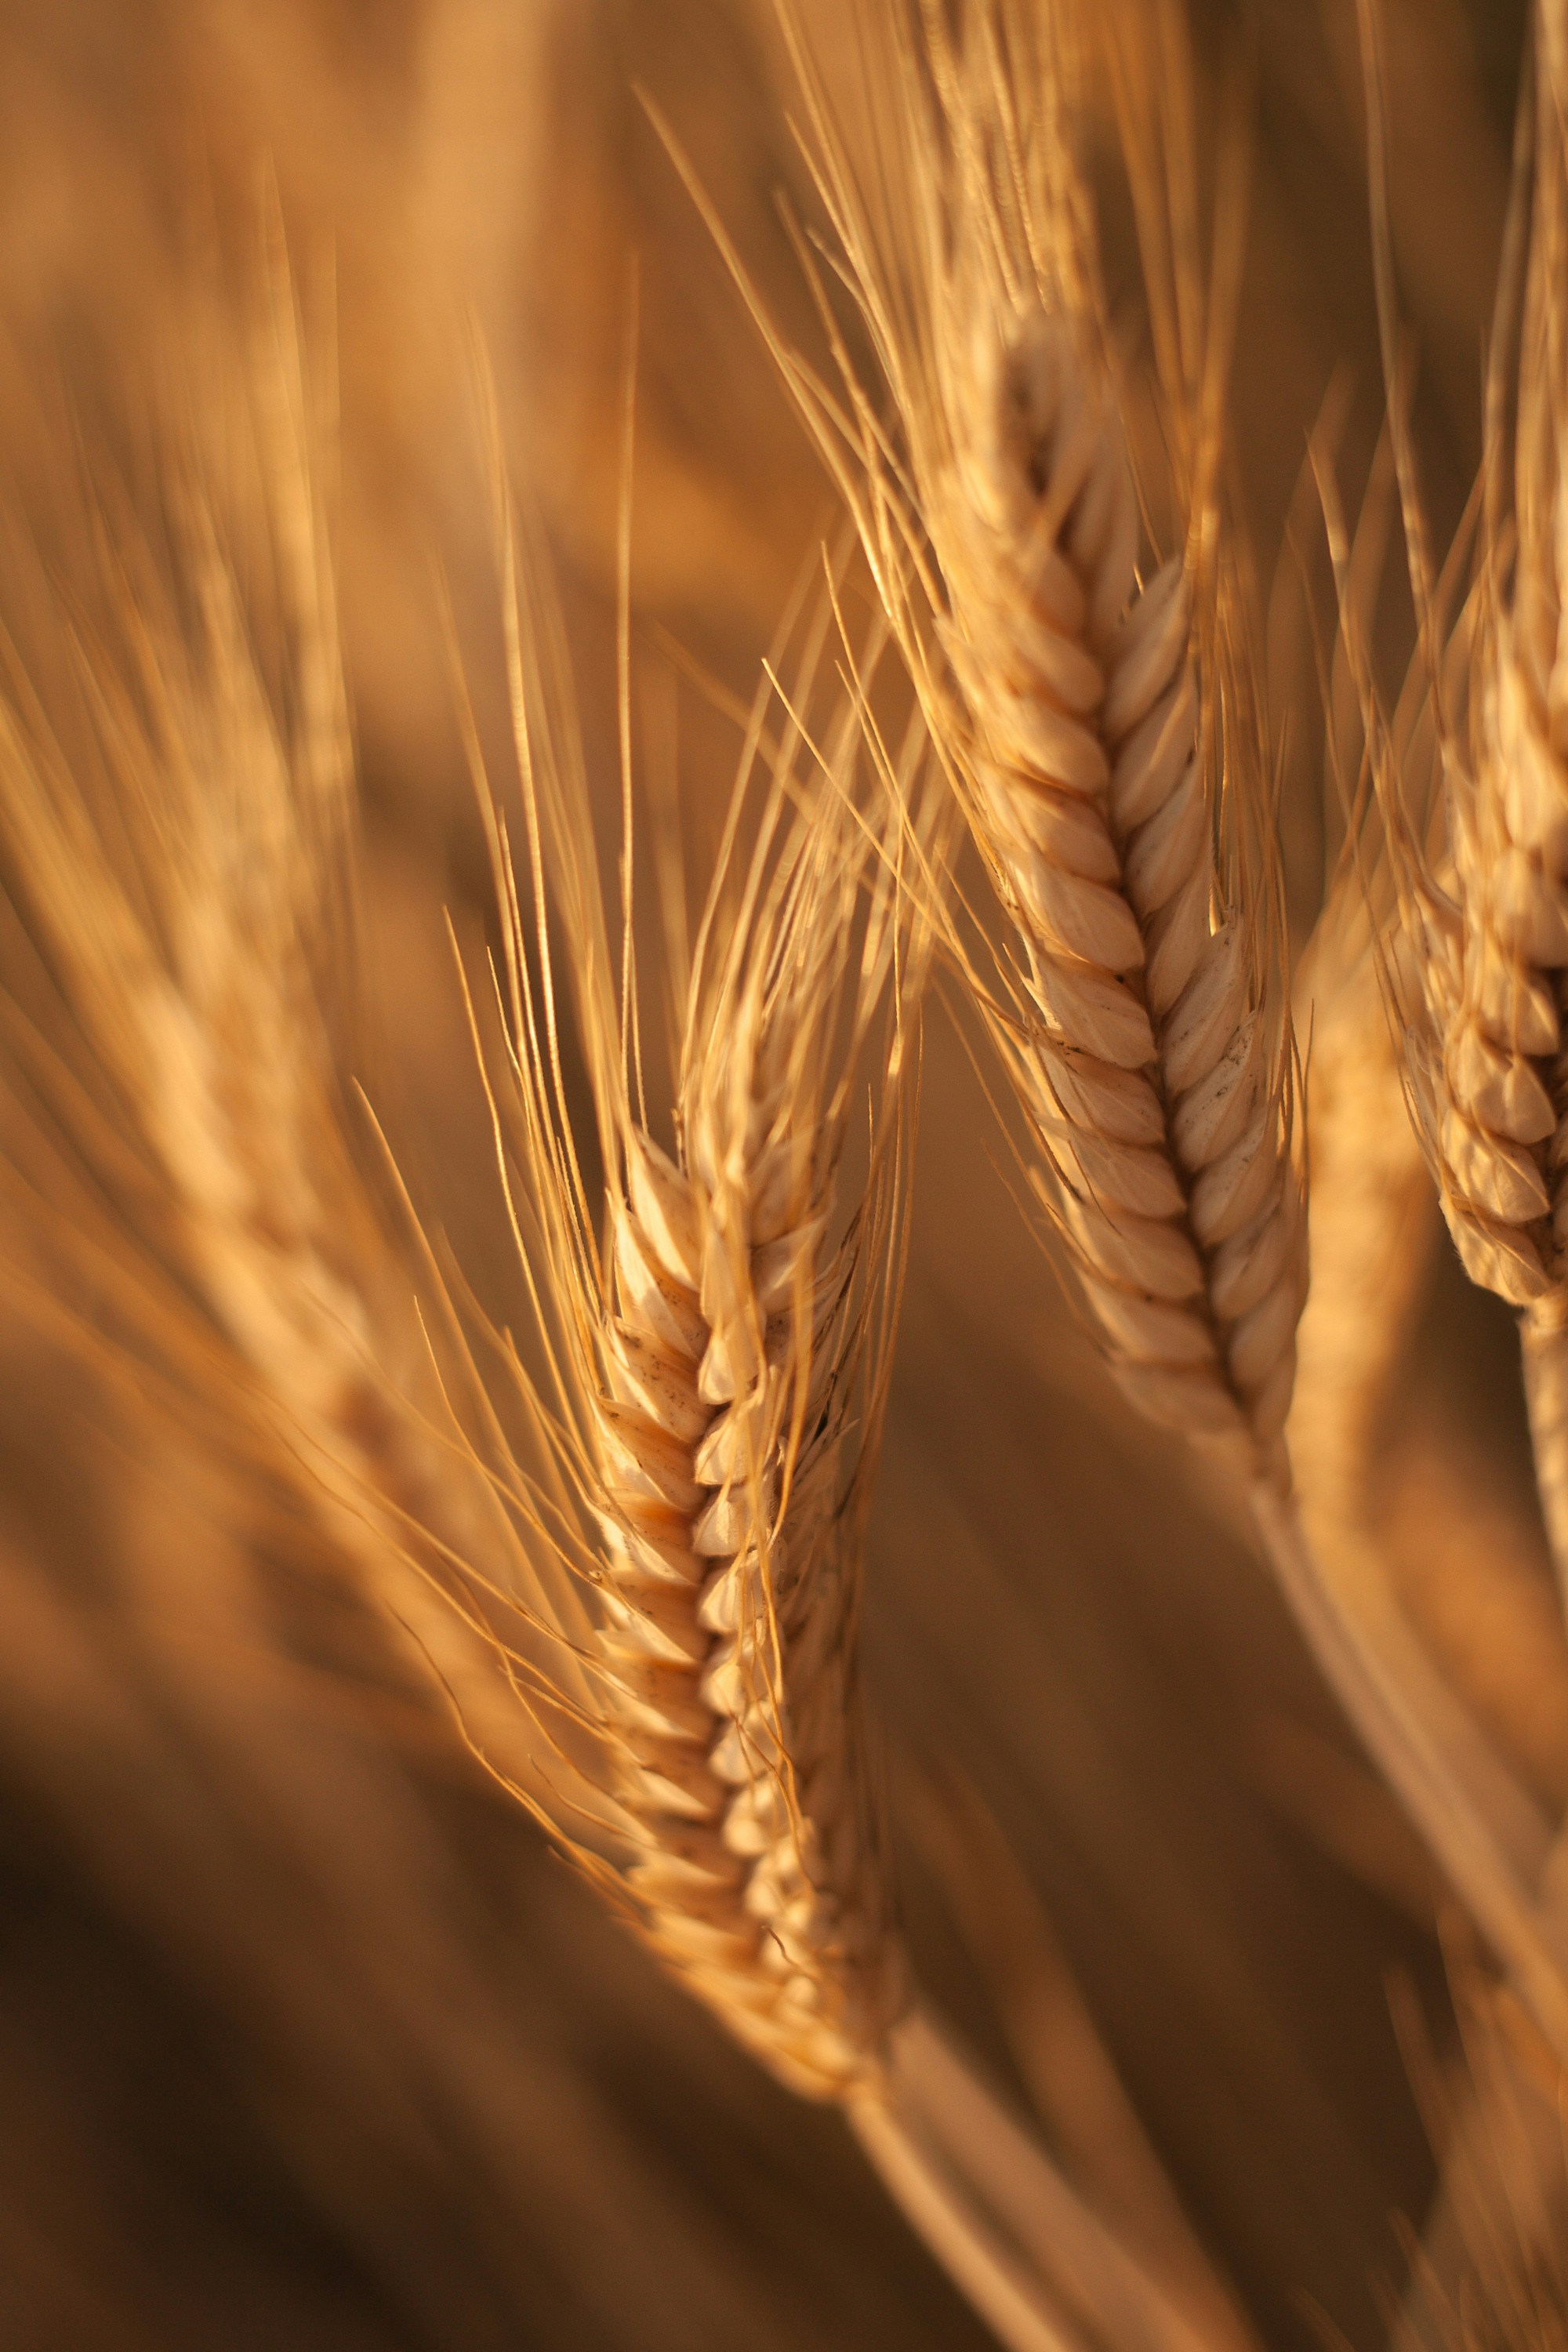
[[2, 2, 1567, 2347]]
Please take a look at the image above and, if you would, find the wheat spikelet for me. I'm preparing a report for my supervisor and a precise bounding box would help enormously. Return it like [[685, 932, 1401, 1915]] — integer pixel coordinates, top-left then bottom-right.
[[739, 0, 1304, 1483], [935, 303, 1301, 1474], [1272, 480, 1568, 2082], [1363, 0, 1568, 1617]]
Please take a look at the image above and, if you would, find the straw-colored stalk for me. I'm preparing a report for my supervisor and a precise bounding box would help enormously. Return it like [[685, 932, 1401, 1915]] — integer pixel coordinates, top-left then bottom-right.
[[1284, 896, 1568, 2030], [1290, 920, 1434, 1556], [1388, 1955, 1568, 2351]]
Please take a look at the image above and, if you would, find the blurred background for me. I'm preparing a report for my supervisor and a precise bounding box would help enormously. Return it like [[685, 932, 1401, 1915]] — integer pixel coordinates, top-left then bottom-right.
[[0, 2, 1559, 2346]]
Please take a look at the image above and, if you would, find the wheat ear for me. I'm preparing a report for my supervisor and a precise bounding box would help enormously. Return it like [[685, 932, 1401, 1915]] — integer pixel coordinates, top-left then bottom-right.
[[729, 0, 1305, 1486], [477, 514, 1265, 2350], [1286, 874, 1568, 1951], [1268, 423, 1568, 2082], [931, 310, 1301, 1477], [481, 543, 921, 2090], [738, 0, 1568, 2084], [1358, 0, 1568, 1627], [0, 251, 593, 1826]]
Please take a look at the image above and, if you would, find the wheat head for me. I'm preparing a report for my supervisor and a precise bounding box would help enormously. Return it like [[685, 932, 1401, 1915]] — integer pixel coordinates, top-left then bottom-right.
[[1382, 0, 1567, 1312], [758, 0, 1305, 1485], [592, 985, 908, 2098], [0, 248, 596, 1826], [1359, 0, 1568, 1626], [477, 540, 930, 2098]]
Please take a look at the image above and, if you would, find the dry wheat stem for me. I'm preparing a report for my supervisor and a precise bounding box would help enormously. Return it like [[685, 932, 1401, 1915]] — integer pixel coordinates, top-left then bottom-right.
[[1290, 923, 1435, 1548], [1282, 909, 1568, 2048], [866, 2011, 1234, 2352], [1254, 1485, 1568, 2074], [914, 1780, 1259, 2352], [1388, 1951, 1568, 2351], [851, 2096, 1090, 2352]]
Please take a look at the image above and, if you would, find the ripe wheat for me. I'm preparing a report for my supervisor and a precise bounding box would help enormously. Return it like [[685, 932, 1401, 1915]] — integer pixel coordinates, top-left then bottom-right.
[[10, 2, 1568, 2347], [489, 631, 916, 2096], [733, 0, 1306, 1488], [0, 255, 592, 1831], [469, 511, 1257, 2350], [1375, 0, 1568, 1617]]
